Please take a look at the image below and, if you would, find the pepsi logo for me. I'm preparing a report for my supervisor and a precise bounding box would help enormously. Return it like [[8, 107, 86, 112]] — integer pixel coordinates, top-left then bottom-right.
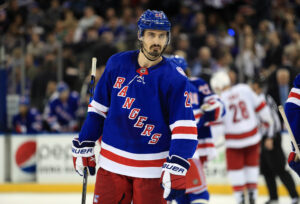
[[15, 141, 36, 173]]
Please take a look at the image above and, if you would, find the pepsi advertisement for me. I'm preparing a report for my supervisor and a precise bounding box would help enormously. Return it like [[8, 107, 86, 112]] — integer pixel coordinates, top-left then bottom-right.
[[10, 134, 36, 182], [36, 134, 98, 183]]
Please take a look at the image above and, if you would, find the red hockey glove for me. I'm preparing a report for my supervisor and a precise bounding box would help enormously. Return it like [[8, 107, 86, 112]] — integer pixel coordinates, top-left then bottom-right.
[[288, 152, 300, 177], [160, 155, 190, 201], [72, 137, 96, 176]]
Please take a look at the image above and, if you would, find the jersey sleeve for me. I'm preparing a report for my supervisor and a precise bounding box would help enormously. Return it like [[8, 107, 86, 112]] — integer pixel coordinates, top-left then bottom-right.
[[285, 87, 300, 145], [247, 85, 273, 134], [78, 56, 115, 142], [168, 78, 198, 160]]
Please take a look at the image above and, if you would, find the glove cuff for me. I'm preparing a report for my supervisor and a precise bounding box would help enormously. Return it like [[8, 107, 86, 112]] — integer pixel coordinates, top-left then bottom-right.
[[163, 155, 190, 176], [72, 138, 95, 157]]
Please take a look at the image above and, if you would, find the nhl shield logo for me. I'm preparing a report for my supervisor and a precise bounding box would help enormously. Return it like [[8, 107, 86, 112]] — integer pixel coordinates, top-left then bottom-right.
[[136, 67, 148, 84], [136, 67, 148, 76]]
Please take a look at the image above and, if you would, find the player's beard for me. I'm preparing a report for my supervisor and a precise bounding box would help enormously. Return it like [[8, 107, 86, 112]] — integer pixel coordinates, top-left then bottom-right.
[[148, 45, 161, 57], [141, 43, 163, 61]]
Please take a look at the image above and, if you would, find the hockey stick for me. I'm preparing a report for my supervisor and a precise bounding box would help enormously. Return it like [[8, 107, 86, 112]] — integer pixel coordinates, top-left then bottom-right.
[[81, 57, 97, 204], [278, 105, 300, 158], [89, 57, 97, 102], [81, 167, 88, 204]]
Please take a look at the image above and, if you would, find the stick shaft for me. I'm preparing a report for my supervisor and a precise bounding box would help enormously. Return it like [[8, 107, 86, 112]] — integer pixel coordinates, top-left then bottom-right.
[[81, 57, 97, 203], [89, 58, 97, 101], [278, 105, 300, 157], [81, 168, 88, 204]]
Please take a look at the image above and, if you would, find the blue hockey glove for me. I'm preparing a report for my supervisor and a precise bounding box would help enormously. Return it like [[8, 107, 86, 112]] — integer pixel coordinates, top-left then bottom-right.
[[72, 137, 96, 176], [288, 152, 300, 177], [160, 155, 190, 201]]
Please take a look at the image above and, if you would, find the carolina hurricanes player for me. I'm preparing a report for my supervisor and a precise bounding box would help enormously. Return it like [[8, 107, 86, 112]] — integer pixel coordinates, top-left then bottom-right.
[[170, 55, 225, 204], [286, 74, 300, 177], [72, 10, 198, 204], [210, 71, 273, 204]]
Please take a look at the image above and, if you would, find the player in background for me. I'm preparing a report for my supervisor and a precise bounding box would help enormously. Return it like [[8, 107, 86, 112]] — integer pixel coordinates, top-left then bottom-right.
[[43, 81, 80, 132], [72, 10, 198, 204], [252, 80, 299, 204], [170, 55, 225, 204], [285, 74, 300, 178], [12, 96, 42, 134], [210, 71, 273, 204]]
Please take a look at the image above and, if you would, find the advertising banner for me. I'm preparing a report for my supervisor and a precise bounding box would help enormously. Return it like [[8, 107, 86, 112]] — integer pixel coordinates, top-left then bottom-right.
[[10, 134, 36, 182], [205, 126, 229, 185], [36, 134, 98, 183]]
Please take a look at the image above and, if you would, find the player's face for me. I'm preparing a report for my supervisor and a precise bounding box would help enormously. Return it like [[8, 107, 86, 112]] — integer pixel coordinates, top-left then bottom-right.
[[59, 90, 69, 102], [142, 29, 168, 59], [19, 105, 28, 115]]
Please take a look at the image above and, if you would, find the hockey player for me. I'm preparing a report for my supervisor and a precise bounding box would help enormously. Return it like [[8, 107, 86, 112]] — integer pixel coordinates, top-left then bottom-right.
[[170, 55, 225, 204], [72, 10, 198, 204], [44, 82, 80, 132], [210, 71, 273, 204], [12, 96, 42, 134], [285, 74, 300, 178]]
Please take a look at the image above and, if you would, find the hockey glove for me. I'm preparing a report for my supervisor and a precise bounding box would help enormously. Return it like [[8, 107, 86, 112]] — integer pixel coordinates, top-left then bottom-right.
[[200, 99, 223, 122], [72, 137, 96, 176], [160, 155, 190, 201], [288, 152, 300, 177]]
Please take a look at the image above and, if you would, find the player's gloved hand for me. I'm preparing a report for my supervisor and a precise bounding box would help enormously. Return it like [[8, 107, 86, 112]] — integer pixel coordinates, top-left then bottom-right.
[[72, 137, 96, 176], [160, 155, 190, 200], [288, 152, 300, 177], [200, 99, 223, 122]]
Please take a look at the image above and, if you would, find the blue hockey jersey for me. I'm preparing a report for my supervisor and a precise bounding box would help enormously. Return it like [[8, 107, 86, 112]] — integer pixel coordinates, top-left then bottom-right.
[[284, 74, 300, 146], [44, 91, 80, 132], [13, 108, 42, 134], [79, 50, 198, 178]]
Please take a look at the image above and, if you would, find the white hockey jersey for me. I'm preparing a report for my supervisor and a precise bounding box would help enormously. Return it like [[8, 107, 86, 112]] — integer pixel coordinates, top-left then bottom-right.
[[219, 84, 271, 148]]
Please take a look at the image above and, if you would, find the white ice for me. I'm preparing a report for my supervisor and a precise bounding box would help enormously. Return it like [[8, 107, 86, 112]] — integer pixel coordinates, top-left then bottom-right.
[[0, 193, 292, 204]]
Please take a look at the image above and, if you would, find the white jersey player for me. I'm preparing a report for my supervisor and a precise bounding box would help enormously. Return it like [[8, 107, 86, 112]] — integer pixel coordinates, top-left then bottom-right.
[[210, 71, 273, 204]]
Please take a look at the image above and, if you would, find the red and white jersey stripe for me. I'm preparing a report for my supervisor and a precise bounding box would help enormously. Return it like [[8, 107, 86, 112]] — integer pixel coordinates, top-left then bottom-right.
[[225, 127, 261, 148], [99, 141, 168, 178], [88, 100, 109, 118], [169, 120, 197, 140], [195, 138, 217, 160], [286, 87, 300, 106], [193, 108, 203, 123]]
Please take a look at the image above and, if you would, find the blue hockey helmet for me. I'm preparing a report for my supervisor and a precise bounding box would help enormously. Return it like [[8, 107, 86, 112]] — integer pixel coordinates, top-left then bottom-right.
[[169, 55, 188, 71], [137, 9, 171, 43], [57, 81, 69, 93]]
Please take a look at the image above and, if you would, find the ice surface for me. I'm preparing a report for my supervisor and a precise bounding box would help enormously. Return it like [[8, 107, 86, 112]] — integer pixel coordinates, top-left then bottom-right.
[[0, 193, 292, 204]]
